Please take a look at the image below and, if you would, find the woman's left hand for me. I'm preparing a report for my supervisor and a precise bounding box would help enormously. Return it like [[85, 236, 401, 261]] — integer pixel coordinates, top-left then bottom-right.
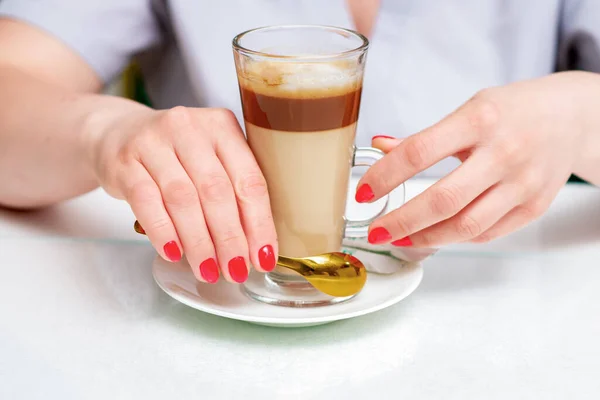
[[357, 71, 598, 247]]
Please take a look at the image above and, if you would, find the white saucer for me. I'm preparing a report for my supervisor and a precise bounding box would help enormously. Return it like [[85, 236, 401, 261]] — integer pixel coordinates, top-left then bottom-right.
[[152, 256, 423, 328]]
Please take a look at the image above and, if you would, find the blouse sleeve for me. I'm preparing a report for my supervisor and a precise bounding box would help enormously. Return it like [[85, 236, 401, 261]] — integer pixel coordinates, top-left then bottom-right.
[[0, 0, 163, 83]]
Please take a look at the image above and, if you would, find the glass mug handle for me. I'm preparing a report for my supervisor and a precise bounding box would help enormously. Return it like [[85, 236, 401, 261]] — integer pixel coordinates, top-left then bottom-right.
[[344, 146, 404, 238]]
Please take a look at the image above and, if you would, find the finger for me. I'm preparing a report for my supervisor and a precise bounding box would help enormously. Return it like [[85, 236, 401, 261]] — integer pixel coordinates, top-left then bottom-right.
[[471, 187, 558, 244], [368, 149, 503, 245], [470, 205, 541, 244], [209, 109, 278, 274], [403, 182, 524, 247], [371, 136, 403, 153], [121, 161, 183, 264], [372, 136, 466, 161], [139, 135, 219, 284], [356, 104, 480, 203], [164, 109, 251, 283]]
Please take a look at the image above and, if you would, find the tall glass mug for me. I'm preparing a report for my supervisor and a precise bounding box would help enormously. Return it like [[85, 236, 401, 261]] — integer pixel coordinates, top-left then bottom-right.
[[233, 25, 402, 307]]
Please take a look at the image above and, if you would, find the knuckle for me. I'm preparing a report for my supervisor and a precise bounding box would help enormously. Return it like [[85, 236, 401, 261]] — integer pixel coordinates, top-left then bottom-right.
[[456, 214, 483, 238], [148, 217, 172, 232], [403, 135, 434, 171], [417, 231, 435, 247], [162, 180, 199, 208], [251, 212, 275, 233], [127, 180, 159, 206], [390, 214, 413, 236], [369, 169, 395, 194], [185, 236, 214, 254], [236, 172, 268, 201], [217, 228, 244, 245], [211, 108, 237, 127], [472, 232, 494, 243], [429, 184, 463, 217], [126, 129, 159, 159], [493, 140, 522, 165], [160, 106, 194, 133], [468, 90, 501, 132], [199, 174, 233, 203], [519, 171, 544, 197], [517, 201, 547, 221], [116, 145, 136, 165]]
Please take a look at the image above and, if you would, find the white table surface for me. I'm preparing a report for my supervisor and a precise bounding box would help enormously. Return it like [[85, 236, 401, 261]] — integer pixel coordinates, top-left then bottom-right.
[[1, 179, 599, 400]]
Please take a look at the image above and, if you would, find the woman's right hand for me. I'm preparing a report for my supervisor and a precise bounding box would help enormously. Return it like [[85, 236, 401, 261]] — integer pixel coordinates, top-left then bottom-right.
[[85, 105, 278, 284]]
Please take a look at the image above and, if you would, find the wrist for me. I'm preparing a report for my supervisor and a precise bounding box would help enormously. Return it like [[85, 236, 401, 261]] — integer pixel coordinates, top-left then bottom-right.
[[79, 94, 151, 182], [564, 72, 600, 184]]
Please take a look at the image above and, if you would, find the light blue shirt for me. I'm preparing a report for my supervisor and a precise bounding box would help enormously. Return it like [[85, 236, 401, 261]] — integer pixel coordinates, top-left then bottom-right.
[[1, 0, 599, 176]]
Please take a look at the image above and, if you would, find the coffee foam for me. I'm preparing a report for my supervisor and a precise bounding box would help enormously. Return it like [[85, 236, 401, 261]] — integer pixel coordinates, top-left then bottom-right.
[[237, 60, 362, 99]]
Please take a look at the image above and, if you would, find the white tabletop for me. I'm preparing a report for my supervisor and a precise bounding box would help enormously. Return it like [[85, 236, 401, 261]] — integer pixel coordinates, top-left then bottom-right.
[[1, 180, 599, 400]]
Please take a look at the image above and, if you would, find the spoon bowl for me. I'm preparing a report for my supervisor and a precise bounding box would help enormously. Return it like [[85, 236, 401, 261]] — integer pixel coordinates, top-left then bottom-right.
[[276, 252, 367, 297]]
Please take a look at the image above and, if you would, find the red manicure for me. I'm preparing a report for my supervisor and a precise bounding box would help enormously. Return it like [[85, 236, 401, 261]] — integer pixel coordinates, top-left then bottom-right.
[[228, 256, 248, 283], [392, 237, 413, 247], [368, 227, 392, 244], [372, 135, 396, 140], [163, 241, 182, 262], [355, 184, 375, 203], [258, 245, 276, 272], [199, 258, 220, 283]]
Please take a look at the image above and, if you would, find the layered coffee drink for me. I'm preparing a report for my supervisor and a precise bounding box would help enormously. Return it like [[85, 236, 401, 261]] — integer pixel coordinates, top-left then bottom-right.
[[237, 61, 363, 258]]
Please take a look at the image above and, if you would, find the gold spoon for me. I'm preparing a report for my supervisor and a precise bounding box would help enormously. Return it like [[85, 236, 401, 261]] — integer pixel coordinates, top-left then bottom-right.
[[276, 252, 367, 297], [134, 220, 367, 297]]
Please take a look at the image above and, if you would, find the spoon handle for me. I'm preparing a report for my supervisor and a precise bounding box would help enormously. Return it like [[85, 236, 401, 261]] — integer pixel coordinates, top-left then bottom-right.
[[276, 255, 309, 274]]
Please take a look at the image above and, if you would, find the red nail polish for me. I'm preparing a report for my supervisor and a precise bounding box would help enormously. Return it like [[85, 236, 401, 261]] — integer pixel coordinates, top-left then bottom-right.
[[199, 258, 219, 283], [392, 237, 413, 247], [163, 241, 181, 262], [355, 184, 375, 203], [228, 256, 248, 283], [368, 227, 392, 244], [258, 245, 276, 272], [372, 135, 396, 140]]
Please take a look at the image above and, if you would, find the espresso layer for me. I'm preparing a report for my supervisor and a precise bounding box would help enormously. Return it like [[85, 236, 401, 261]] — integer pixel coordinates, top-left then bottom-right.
[[239, 86, 362, 132]]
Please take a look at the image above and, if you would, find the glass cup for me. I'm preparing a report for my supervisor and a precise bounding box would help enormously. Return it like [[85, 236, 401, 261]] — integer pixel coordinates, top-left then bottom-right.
[[233, 25, 404, 307]]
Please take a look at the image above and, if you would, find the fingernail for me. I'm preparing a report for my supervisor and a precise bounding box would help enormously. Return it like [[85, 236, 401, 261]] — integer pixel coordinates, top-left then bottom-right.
[[163, 241, 181, 262], [199, 258, 219, 283], [258, 245, 276, 272], [228, 256, 248, 283], [355, 184, 375, 203], [368, 227, 392, 244], [372, 135, 396, 140], [392, 237, 413, 247]]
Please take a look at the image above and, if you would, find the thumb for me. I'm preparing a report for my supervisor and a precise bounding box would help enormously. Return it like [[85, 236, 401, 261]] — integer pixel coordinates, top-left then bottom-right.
[[371, 135, 404, 154]]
